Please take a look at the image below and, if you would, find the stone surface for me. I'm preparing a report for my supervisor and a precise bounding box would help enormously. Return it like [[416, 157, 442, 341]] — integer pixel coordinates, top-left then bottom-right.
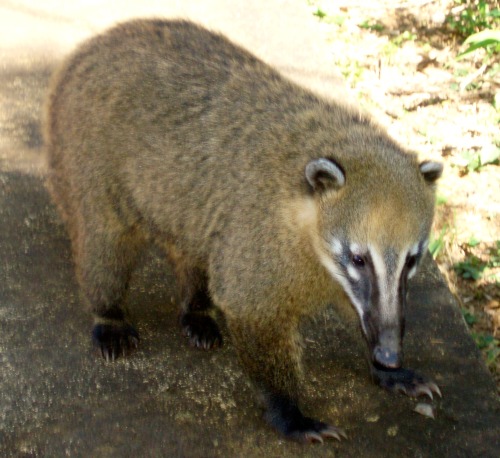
[[0, 1, 499, 457]]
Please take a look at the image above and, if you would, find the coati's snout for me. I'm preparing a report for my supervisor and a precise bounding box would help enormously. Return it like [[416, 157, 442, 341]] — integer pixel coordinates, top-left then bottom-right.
[[314, 225, 423, 371], [373, 345, 401, 369], [364, 319, 404, 370], [325, 238, 421, 370]]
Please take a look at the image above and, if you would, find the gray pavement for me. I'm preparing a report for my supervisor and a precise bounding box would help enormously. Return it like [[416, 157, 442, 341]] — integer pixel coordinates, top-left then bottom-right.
[[0, 1, 499, 456]]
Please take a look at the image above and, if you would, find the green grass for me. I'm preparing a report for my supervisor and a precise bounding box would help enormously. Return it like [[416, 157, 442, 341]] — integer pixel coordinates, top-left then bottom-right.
[[447, 0, 500, 38], [359, 20, 384, 32], [457, 29, 500, 58], [471, 332, 500, 369], [460, 148, 500, 173], [429, 226, 449, 259], [454, 255, 487, 279], [313, 8, 327, 20], [461, 308, 500, 371]]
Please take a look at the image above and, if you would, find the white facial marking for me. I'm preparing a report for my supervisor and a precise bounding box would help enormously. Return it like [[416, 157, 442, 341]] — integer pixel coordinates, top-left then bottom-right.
[[409, 243, 420, 257], [317, 235, 426, 333], [315, 247, 365, 325], [346, 264, 361, 282], [407, 242, 421, 279], [331, 237, 343, 256], [350, 242, 361, 255], [367, 244, 390, 321], [408, 267, 417, 279], [324, 238, 364, 323]]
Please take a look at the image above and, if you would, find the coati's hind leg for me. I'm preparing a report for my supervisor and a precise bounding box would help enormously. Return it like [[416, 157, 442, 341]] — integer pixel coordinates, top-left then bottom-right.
[[173, 264, 222, 349], [75, 218, 145, 361]]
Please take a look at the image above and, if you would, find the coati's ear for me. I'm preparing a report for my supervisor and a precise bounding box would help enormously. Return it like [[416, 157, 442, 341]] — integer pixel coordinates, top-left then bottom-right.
[[305, 158, 345, 192], [419, 161, 443, 183]]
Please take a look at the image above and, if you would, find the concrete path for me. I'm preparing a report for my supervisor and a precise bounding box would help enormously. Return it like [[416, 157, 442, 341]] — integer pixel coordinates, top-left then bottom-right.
[[0, 1, 499, 456]]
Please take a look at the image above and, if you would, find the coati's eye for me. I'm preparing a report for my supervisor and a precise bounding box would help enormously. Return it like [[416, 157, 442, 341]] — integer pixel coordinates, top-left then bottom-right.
[[352, 255, 365, 268], [406, 255, 418, 270]]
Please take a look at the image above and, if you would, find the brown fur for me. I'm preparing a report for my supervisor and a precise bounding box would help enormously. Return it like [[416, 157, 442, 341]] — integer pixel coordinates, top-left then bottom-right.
[[44, 19, 440, 440]]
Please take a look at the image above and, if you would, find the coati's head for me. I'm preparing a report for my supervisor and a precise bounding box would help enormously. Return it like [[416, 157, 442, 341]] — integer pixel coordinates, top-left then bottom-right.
[[305, 144, 442, 370]]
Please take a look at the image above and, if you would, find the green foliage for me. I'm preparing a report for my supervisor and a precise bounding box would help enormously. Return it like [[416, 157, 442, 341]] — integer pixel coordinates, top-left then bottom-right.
[[454, 255, 487, 279], [471, 332, 500, 367], [454, 67, 470, 77], [392, 31, 417, 46], [359, 20, 385, 32], [462, 308, 500, 369], [480, 147, 500, 166], [436, 194, 448, 205], [473, 331, 495, 348], [327, 15, 347, 26], [313, 8, 327, 20], [310, 3, 346, 25], [429, 226, 449, 259], [461, 305, 500, 369], [489, 240, 500, 267], [377, 31, 419, 60], [447, 0, 500, 38], [457, 29, 500, 58], [461, 148, 500, 173], [337, 59, 365, 86], [462, 308, 478, 325], [494, 90, 500, 110], [467, 236, 481, 247], [461, 150, 482, 172], [454, 241, 500, 280]]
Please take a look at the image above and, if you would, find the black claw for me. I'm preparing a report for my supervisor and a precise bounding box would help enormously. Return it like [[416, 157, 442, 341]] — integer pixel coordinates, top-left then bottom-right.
[[371, 365, 441, 400], [428, 382, 442, 398], [265, 393, 344, 443], [180, 313, 222, 350], [319, 425, 346, 441], [92, 323, 139, 361], [305, 432, 323, 443]]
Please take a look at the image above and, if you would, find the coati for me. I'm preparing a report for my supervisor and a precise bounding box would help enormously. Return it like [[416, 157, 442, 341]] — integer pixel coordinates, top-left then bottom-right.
[[45, 19, 443, 443]]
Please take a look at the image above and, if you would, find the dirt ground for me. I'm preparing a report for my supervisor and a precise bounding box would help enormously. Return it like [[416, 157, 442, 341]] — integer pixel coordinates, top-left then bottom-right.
[[309, 0, 499, 389]]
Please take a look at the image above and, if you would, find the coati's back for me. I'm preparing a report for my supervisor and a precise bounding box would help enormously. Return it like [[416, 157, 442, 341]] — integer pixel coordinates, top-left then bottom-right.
[[45, 20, 427, 258]]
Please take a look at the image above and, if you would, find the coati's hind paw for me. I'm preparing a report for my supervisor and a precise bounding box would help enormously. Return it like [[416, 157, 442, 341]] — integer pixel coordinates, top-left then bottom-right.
[[371, 366, 442, 400], [265, 394, 346, 443], [180, 312, 223, 349], [92, 323, 139, 362]]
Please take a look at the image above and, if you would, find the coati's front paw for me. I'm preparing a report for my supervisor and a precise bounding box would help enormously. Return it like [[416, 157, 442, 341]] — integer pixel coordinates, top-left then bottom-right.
[[371, 366, 442, 400], [265, 394, 346, 443], [92, 323, 139, 362], [180, 312, 223, 349]]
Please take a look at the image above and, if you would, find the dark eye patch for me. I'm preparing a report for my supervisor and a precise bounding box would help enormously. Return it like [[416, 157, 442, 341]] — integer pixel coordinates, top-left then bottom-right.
[[406, 255, 418, 270], [352, 254, 366, 268]]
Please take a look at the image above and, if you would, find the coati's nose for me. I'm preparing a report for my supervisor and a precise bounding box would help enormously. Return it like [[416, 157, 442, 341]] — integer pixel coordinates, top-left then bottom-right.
[[373, 346, 401, 369]]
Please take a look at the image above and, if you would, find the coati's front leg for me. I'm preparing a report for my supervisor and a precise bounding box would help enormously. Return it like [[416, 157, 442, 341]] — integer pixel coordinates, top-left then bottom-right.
[[174, 265, 222, 349], [227, 317, 345, 443]]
